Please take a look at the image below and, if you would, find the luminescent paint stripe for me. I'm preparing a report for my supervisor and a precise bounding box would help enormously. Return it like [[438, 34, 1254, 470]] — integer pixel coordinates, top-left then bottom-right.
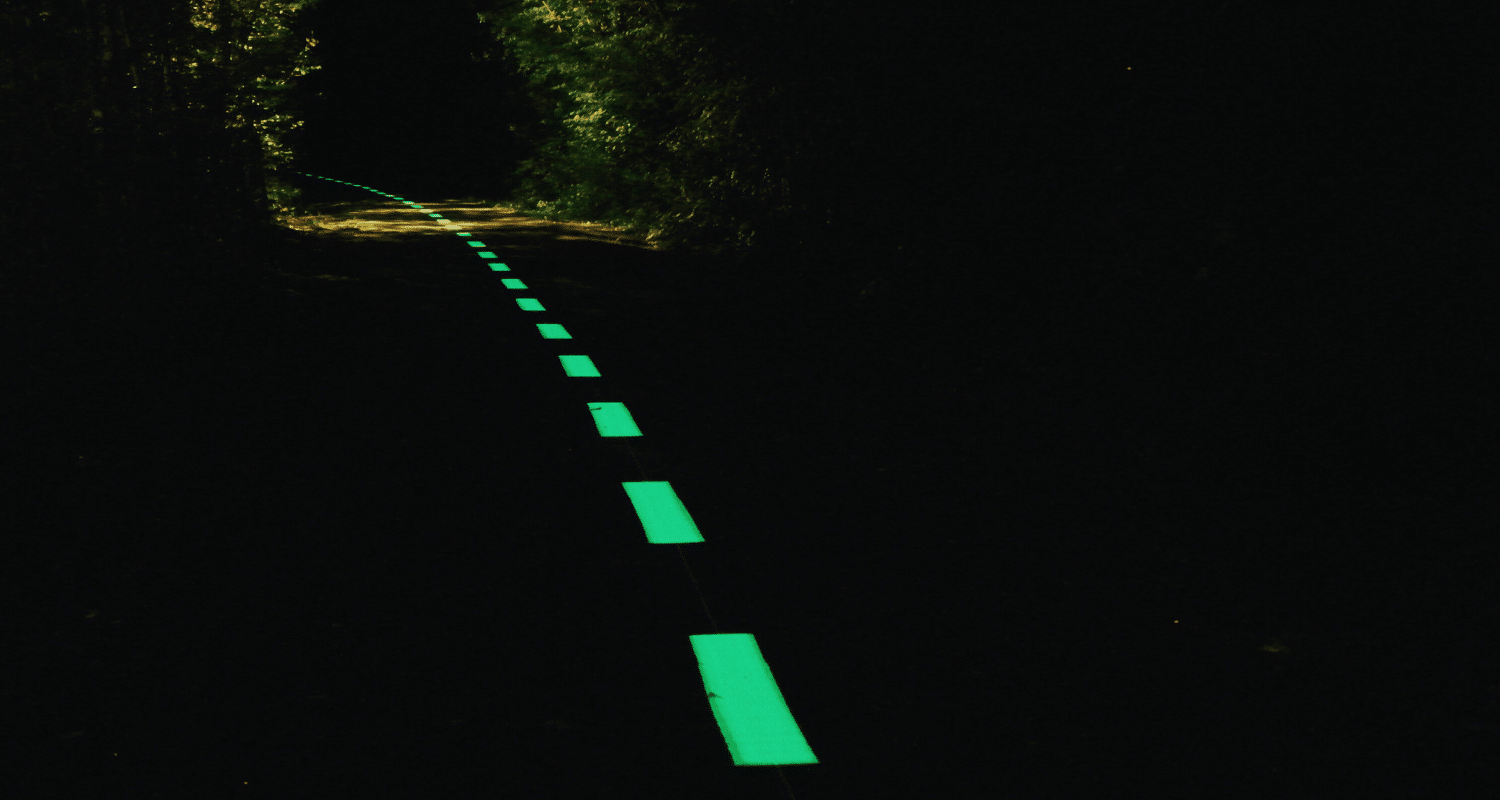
[[622, 481, 703, 544], [500, 278, 529, 290], [690, 633, 819, 766], [467, 241, 487, 248], [558, 355, 600, 377], [293, 175, 819, 768], [587, 402, 642, 437]]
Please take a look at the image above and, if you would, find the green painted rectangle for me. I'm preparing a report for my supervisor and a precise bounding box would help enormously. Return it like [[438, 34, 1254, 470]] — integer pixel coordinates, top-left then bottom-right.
[[587, 402, 641, 437], [536, 323, 571, 339], [501, 278, 529, 290], [622, 481, 702, 544], [428, 213, 443, 218], [516, 298, 546, 311], [467, 241, 486, 248], [690, 633, 819, 766], [478, 251, 498, 259], [558, 355, 599, 377], [488, 262, 510, 271]]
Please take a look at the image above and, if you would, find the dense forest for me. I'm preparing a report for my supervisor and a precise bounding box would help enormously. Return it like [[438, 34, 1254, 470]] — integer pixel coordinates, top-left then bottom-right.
[[3, 0, 993, 312], [7, 0, 1499, 501], [5, 0, 1500, 796]]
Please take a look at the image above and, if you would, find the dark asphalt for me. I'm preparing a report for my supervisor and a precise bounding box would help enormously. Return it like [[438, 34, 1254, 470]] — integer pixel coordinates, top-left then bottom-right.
[[6, 173, 1496, 799]]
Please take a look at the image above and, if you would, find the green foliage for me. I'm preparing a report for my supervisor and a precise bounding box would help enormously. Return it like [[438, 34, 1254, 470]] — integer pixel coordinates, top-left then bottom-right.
[[0, 0, 322, 306], [476, 0, 812, 261]]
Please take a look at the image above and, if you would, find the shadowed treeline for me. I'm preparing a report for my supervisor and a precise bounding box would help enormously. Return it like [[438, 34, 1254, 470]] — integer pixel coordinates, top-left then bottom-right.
[[5, 1, 1500, 797]]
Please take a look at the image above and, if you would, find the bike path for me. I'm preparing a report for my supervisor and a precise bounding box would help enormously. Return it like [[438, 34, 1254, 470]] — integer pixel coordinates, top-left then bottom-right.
[[66, 173, 821, 799]]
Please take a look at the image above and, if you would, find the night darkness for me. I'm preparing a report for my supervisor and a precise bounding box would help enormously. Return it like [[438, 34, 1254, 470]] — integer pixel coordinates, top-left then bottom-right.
[[287, 0, 533, 197], [7, 2, 1500, 798]]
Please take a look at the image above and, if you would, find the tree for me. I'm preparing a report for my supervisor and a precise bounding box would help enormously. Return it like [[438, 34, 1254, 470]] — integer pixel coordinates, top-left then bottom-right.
[[1, 0, 322, 320]]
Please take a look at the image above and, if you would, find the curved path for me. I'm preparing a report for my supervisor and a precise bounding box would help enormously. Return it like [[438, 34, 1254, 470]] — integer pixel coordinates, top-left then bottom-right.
[[16, 169, 1490, 798], [18, 172, 901, 799]]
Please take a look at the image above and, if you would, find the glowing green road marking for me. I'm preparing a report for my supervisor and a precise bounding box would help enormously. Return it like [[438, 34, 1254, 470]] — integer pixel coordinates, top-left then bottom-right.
[[500, 278, 528, 290], [587, 402, 642, 437], [558, 355, 599, 377], [690, 633, 819, 766], [292, 174, 819, 771], [622, 481, 702, 543]]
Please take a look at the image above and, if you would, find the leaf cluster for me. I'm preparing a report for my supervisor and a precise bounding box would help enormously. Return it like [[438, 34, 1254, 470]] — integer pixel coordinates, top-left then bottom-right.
[[1, 0, 323, 317], [476, 0, 837, 268]]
